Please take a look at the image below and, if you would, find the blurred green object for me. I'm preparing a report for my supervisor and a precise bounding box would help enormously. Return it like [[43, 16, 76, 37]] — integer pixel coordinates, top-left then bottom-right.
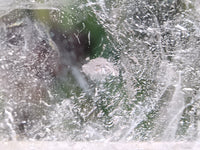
[[76, 13, 110, 59], [33, 7, 112, 59]]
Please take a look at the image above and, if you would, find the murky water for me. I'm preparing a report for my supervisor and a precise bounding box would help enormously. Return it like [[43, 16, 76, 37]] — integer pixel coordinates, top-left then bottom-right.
[[0, 0, 200, 142]]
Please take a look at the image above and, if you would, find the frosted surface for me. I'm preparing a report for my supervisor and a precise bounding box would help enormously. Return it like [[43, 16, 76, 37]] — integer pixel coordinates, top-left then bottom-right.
[[0, 0, 200, 143]]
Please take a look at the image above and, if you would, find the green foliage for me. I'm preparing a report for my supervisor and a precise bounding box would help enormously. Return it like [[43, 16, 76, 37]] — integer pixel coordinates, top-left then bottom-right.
[[33, 7, 115, 60], [75, 12, 110, 59]]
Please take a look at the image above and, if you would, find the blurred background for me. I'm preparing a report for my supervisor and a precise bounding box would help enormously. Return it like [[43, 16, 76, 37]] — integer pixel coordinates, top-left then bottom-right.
[[0, 0, 200, 142]]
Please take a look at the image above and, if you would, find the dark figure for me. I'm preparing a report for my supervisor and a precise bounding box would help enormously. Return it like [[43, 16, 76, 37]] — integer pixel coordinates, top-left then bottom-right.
[[31, 29, 90, 79], [14, 29, 90, 139], [49, 29, 91, 93], [50, 29, 90, 72]]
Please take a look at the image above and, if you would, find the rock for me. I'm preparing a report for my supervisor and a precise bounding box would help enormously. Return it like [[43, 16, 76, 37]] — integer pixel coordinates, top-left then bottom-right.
[[82, 57, 118, 81]]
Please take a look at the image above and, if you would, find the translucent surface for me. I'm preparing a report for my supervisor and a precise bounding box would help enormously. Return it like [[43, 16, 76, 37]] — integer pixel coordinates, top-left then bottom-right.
[[1, 141, 199, 150], [0, 0, 200, 143]]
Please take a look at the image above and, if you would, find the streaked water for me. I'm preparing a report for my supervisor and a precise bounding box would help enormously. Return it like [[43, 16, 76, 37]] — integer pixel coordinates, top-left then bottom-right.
[[0, 0, 200, 142]]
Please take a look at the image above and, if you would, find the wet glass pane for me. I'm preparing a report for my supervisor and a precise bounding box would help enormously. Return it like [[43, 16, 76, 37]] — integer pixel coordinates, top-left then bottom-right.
[[0, 0, 200, 143]]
